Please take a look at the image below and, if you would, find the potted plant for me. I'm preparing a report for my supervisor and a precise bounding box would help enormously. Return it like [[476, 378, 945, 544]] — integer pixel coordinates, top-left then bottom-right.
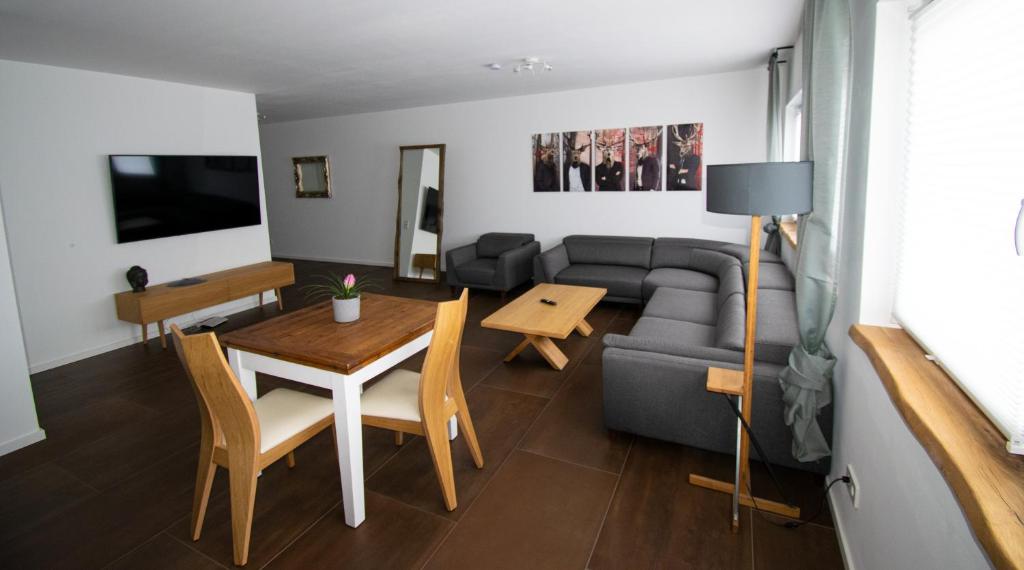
[[303, 272, 375, 323]]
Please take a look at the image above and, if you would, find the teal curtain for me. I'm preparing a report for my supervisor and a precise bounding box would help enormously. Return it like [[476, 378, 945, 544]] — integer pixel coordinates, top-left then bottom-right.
[[764, 51, 786, 255], [778, 0, 851, 462]]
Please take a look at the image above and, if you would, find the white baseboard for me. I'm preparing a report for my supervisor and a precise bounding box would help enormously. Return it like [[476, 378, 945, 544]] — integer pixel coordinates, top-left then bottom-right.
[[28, 295, 274, 374], [271, 252, 393, 268], [0, 428, 46, 457], [828, 482, 856, 570]]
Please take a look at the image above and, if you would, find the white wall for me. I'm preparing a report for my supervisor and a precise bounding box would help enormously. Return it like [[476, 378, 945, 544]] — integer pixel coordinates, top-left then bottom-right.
[[259, 69, 768, 265], [824, 1, 992, 568], [0, 193, 45, 455], [0, 60, 273, 372]]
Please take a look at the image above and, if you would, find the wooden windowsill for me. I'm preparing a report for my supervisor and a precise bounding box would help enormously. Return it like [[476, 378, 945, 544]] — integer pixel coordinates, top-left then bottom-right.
[[850, 325, 1024, 570], [780, 221, 798, 248]]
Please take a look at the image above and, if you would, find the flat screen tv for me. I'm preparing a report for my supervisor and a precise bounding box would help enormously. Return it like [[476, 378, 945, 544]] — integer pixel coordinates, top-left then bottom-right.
[[420, 186, 439, 234], [109, 155, 261, 243]]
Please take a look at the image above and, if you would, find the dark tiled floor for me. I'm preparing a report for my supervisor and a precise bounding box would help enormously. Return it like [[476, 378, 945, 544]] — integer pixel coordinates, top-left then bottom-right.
[[0, 259, 842, 569]]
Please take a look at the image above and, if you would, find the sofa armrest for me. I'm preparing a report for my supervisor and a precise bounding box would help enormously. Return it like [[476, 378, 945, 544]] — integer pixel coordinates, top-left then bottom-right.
[[494, 241, 540, 291], [536, 244, 570, 282], [445, 243, 478, 286]]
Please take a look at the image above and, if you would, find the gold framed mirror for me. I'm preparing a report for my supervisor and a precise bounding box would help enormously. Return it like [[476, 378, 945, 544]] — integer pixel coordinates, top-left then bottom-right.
[[394, 144, 445, 283], [293, 155, 331, 198]]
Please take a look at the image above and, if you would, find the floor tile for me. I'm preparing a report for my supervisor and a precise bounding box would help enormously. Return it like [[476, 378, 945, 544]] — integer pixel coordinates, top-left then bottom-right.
[[480, 335, 595, 398], [265, 492, 453, 570], [751, 512, 844, 570], [588, 437, 753, 570], [166, 432, 344, 568], [0, 445, 207, 569], [56, 406, 200, 490], [367, 385, 547, 520], [0, 462, 96, 544], [0, 397, 161, 483], [424, 450, 617, 570], [747, 461, 833, 528], [106, 532, 225, 570], [518, 363, 632, 474]]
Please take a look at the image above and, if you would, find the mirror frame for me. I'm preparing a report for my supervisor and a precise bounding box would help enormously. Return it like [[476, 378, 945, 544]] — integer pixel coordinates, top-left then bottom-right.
[[293, 155, 332, 198], [393, 144, 445, 283]]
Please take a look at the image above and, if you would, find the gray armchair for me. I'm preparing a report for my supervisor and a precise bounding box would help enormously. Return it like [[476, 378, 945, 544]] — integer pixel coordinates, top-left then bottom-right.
[[445, 233, 539, 299]]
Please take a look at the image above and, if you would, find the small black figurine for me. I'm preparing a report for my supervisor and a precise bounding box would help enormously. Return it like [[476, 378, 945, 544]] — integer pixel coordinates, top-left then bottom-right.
[[126, 265, 148, 293]]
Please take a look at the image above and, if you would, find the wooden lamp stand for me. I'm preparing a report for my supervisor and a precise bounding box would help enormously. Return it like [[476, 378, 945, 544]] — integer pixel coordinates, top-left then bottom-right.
[[688, 215, 801, 531]]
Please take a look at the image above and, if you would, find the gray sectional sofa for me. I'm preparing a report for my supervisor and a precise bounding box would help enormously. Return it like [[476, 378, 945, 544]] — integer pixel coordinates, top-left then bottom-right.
[[535, 235, 831, 473]]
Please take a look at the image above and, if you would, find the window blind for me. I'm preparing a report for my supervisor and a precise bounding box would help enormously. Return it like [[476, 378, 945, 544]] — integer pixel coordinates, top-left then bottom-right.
[[895, 0, 1024, 453]]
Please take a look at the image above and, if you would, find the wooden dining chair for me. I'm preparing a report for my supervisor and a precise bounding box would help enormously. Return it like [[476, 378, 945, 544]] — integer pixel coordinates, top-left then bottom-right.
[[360, 288, 484, 510], [170, 324, 335, 566]]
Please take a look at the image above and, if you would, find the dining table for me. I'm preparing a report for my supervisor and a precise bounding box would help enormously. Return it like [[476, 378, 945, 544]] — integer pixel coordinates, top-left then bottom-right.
[[218, 292, 453, 528]]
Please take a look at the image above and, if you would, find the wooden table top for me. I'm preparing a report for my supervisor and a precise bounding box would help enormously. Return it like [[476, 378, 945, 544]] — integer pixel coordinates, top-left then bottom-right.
[[480, 283, 606, 339], [219, 293, 437, 375]]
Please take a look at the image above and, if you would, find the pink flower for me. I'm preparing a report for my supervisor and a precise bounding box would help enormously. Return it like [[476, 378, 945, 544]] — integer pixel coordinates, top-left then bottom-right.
[[343, 274, 356, 289]]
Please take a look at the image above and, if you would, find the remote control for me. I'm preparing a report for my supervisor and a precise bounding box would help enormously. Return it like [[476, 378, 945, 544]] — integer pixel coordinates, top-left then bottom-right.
[[540, 298, 557, 306]]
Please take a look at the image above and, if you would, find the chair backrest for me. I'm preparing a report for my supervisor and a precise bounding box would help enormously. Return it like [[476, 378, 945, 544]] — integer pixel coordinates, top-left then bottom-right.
[[171, 325, 260, 456], [418, 289, 469, 416]]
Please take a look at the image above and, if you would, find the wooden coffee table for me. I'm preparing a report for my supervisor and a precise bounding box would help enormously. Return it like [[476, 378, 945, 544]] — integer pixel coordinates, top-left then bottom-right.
[[481, 283, 606, 370]]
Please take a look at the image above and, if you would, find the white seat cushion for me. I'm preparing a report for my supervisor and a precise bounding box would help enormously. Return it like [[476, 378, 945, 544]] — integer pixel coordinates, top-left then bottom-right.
[[254, 388, 334, 453], [360, 368, 423, 423]]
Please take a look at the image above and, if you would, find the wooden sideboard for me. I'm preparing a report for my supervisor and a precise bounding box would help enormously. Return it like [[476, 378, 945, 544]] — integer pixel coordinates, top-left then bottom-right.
[[115, 261, 295, 349]]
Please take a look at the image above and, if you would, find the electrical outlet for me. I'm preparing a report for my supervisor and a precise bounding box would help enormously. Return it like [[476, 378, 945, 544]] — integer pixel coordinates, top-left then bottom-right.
[[845, 464, 860, 509]]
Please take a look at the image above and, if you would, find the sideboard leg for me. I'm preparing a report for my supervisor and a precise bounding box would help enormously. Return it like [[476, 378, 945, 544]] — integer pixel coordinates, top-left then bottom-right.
[[158, 320, 167, 350], [141, 323, 148, 345], [259, 291, 264, 307], [275, 288, 284, 311]]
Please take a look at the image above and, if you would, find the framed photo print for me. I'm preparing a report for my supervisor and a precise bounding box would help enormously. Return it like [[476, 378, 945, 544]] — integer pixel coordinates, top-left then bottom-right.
[[532, 133, 561, 192], [628, 126, 663, 191], [593, 129, 626, 191], [562, 131, 592, 192], [667, 123, 704, 191]]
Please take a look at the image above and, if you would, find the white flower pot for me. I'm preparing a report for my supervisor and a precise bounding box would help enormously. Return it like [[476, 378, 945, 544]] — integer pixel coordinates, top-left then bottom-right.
[[332, 296, 360, 323]]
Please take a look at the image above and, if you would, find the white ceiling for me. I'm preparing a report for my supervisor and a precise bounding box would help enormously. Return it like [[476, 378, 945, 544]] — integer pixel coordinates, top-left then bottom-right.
[[0, 0, 803, 123]]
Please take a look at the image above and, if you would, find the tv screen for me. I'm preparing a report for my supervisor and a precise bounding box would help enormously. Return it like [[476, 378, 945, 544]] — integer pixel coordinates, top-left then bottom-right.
[[109, 155, 261, 243], [420, 186, 439, 234]]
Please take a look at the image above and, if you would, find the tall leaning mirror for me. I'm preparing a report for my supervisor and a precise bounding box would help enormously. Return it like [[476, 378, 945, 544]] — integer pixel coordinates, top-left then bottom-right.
[[394, 144, 444, 282]]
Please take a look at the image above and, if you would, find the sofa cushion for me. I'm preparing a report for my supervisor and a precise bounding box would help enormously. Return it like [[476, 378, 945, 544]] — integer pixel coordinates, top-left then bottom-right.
[[563, 235, 653, 269], [714, 293, 746, 351], [750, 262, 795, 291], [754, 289, 800, 364], [477, 233, 533, 258], [718, 243, 784, 265], [456, 258, 497, 286], [555, 264, 646, 300], [643, 287, 717, 325], [629, 316, 716, 347], [642, 268, 718, 299], [650, 238, 730, 269]]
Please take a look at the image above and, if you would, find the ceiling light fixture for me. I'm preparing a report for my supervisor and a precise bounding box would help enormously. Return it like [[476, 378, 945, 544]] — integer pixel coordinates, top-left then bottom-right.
[[512, 57, 553, 75], [487, 63, 503, 71]]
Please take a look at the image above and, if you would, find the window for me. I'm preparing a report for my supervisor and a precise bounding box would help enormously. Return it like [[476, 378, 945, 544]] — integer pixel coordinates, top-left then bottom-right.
[[894, 0, 1024, 453], [783, 91, 803, 163]]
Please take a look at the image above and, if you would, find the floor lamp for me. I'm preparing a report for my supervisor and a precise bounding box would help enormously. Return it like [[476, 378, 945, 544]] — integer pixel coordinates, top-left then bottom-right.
[[688, 161, 813, 531]]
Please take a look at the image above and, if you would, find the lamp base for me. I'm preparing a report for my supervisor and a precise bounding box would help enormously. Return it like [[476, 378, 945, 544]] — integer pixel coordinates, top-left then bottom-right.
[[688, 474, 801, 531]]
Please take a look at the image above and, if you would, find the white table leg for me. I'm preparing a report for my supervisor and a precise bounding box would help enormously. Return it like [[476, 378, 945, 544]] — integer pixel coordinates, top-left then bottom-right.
[[228, 348, 257, 402], [333, 378, 365, 527], [448, 416, 458, 440]]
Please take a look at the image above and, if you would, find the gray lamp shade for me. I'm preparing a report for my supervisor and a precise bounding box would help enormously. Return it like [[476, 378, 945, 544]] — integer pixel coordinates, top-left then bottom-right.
[[706, 161, 813, 216]]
